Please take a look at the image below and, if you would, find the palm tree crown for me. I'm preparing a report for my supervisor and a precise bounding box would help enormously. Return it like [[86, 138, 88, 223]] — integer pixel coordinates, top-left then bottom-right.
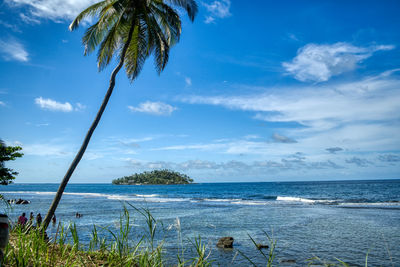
[[70, 0, 197, 80]]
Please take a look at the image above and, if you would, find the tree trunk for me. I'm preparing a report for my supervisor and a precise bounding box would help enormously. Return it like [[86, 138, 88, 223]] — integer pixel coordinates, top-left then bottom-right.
[[42, 23, 136, 231]]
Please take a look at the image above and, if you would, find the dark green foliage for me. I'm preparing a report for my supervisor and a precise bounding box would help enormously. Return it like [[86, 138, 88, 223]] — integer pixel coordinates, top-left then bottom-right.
[[0, 139, 23, 185], [69, 0, 198, 82], [112, 169, 194, 185]]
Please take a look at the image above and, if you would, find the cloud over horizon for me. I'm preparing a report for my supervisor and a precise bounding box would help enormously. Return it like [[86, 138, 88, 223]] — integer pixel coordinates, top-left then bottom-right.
[[123, 156, 345, 174], [180, 69, 400, 154], [326, 147, 344, 154]]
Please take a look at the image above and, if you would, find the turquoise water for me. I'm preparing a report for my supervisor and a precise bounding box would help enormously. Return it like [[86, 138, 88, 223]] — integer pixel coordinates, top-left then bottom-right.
[[1, 180, 399, 266]]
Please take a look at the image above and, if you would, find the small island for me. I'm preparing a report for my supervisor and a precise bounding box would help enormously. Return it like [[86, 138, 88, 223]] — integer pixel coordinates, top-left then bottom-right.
[[112, 169, 194, 185]]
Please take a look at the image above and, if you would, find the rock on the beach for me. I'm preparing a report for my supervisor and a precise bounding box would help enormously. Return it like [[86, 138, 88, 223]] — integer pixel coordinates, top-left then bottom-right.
[[217, 237, 234, 248]]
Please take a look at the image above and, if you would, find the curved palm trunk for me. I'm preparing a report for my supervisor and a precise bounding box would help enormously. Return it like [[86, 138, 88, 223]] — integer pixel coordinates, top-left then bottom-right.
[[42, 24, 136, 231]]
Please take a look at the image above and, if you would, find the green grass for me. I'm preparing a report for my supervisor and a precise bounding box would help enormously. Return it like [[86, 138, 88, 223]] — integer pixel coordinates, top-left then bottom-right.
[[2, 205, 215, 267]]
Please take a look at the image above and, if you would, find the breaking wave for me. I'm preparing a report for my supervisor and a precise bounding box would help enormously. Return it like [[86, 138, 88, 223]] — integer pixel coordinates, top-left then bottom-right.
[[2, 191, 399, 207]]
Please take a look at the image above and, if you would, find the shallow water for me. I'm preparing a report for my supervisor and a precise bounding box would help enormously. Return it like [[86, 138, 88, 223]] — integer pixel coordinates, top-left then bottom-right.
[[1, 180, 399, 266]]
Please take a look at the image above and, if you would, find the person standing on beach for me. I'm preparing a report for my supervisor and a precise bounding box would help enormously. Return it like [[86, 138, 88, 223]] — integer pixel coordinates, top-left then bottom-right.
[[36, 213, 42, 227], [52, 214, 56, 225], [17, 213, 27, 226]]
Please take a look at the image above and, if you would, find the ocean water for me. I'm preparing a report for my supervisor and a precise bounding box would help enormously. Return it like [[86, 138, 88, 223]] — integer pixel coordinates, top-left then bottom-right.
[[1, 180, 399, 266]]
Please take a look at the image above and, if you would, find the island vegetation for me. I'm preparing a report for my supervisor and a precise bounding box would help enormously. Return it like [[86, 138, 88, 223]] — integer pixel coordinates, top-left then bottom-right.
[[112, 170, 194, 185]]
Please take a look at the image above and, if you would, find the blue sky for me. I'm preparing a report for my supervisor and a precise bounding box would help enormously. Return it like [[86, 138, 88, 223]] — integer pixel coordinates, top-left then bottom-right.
[[0, 0, 399, 183]]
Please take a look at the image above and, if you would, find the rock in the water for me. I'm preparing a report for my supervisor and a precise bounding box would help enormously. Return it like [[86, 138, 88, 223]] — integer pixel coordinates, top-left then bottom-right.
[[280, 259, 296, 264], [256, 243, 269, 250], [217, 237, 234, 248], [8, 199, 30, 205]]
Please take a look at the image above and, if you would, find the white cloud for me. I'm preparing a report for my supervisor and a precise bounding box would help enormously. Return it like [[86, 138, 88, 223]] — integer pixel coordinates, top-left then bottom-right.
[[287, 33, 299, 41], [203, 0, 231, 23], [116, 136, 155, 148], [326, 147, 343, 154], [345, 157, 373, 167], [0, 20, 21, 32], [272, 133, 297, 144], [180, 70, 400, 154], [283, 42, 395, 82], [19, 13, 41, 24], [23, 143, 71, 157], [243, 135, 260, 140], [153, 143, 225, 151], [75, 103, 86, 111], [85, 152, 103, 160], [176, 72, 192, 86], [378, 154, 400, 162], [0, 38, 29, 62], [35, 97, 73, 112], [0, 101, 5, 106], [185, 77, 192, 86], [6, 0, 98, 22], [204, 16, 215, 24], [128, 101, 177, 116], [34, 97, 85, 112], [35, 123, 49, 127]]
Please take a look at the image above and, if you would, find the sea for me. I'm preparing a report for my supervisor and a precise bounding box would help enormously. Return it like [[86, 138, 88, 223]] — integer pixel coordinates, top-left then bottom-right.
[[1, 179, 399, 266]]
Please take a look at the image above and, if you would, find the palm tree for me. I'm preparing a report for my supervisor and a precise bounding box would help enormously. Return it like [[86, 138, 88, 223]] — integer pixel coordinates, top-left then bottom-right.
[[42, 0, 197, 230]]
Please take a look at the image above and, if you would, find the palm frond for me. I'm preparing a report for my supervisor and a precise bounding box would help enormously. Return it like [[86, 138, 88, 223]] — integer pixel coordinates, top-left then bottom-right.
[[124, 18, 149, 80], [166, 0, 198, 21], [97, 7, 128, 70], [69, 0, 109, 31], [144, 12, 170, 73], [150, 2, 182, 45]]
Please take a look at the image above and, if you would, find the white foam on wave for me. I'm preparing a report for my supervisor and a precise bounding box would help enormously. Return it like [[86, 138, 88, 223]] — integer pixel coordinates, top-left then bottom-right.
[[231, 200, 268, 206], [135, 194, 159, 197], [202, 198, 242, 202], [0, 191, 113, 198], [146, 197, 188, 203], [107, 195, 138, 201], [0, 191, 186, 203], [0, 191, 56, 195], [277, 196, 316, 203], [339, 202, 400, 207], [64, 192, 112, 198], [106, 195, 188, 203]]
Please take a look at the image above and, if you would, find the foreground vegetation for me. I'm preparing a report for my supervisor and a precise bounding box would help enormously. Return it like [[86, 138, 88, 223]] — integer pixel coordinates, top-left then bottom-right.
[[4, 205, 210, 266], [112, 170, 194, 185], [2, 204, 374, 266]]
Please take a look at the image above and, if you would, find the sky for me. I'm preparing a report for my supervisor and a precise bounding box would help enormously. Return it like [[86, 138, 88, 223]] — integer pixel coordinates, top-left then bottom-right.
[[0, 0, 400, 183]]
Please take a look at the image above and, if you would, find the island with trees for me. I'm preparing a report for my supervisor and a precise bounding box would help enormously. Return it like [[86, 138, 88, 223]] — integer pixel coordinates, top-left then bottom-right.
[[112, 170, 194, 185]]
